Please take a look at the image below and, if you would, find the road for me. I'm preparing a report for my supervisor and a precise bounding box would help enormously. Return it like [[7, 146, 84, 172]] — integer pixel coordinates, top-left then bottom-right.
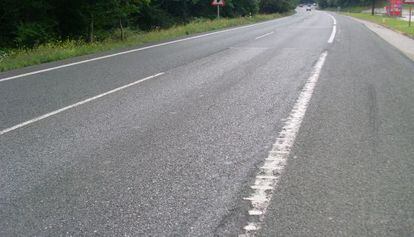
[[1, 8, 413, 237]]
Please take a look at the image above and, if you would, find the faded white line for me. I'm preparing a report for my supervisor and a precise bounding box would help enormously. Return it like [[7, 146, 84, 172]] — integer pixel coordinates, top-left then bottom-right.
[[0, 73, 164, 136], [240, 51, 328, 236], [0, 19, 284, 83], [255, 31, 274, 40], [328, 14, 337, 43]]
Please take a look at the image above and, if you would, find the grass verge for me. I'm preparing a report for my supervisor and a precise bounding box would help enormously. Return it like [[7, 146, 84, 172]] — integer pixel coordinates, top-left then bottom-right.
[[0, 13, 290, 72], [344, 13, 414, 38], [324, 5, 370, 13]]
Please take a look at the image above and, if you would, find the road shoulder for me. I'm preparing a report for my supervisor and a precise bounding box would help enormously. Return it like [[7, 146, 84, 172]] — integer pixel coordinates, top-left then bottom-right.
[[346, 16, 414, 61]]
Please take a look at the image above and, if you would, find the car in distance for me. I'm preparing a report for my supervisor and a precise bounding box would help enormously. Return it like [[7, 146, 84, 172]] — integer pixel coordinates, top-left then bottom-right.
[[306, 5, 312, 11]]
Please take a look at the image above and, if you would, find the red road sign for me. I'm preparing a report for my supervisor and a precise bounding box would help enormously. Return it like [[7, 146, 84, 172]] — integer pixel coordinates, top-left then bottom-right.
[[211, 0, 225, 6]]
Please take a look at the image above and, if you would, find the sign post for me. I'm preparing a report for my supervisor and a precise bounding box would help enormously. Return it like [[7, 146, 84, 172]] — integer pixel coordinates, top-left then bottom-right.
[[211, 0, 225, 19], [404, 0, 414, 26]]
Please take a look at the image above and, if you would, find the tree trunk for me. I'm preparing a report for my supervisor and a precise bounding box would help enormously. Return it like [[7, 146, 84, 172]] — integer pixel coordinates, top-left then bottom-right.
[[89, 13, 94, 43], [371, 0, 376, 15], [119, 18, 124, 41]]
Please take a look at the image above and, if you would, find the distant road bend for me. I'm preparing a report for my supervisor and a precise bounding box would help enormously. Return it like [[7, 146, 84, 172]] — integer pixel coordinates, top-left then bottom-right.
[[1, 8, 413, 237]]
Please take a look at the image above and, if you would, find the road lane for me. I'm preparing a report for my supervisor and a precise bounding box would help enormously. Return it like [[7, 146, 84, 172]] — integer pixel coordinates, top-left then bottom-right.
[[2, 8, 412, 236], [1, 9, 335, 236], [0, 12, 323, 131], [259, 13, 414, 237]]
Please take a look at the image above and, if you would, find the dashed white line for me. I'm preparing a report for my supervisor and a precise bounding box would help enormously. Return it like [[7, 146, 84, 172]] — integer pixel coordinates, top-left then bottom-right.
[[0, 72, 164, 136], [0, 19, 284, 83], [255, 31, 275, 40], [240, 51, 328, 237]]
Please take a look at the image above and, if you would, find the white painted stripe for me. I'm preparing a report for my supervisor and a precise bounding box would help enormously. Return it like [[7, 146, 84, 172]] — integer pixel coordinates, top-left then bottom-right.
[[0, 19, 283, 83], [248, 210, 263, 215], [0, 72, 164, 136], [328, 14, 337, 43], [328, 14, 337, 25], [255, 31, 274, 40], [240, 51, 328, 236], [328, 25, 337, 43]]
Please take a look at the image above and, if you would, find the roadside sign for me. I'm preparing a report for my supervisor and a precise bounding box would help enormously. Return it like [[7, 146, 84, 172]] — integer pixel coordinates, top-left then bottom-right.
[[402, 0, 413, 27], [387, 0, 403, 16], [211, 0, 225, 19], [211, 0, 225, 6]]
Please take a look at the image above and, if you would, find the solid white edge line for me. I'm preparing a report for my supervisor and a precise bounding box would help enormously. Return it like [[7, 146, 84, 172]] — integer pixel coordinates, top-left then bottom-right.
[[0, 72, 164, 136], [240, 51, 328, 237], [328, 25, 337, 43], [328, 13, 337, 25], [255, 31, 275, 40], [0, 18, 285, 83], [327, 14, 337, 43]]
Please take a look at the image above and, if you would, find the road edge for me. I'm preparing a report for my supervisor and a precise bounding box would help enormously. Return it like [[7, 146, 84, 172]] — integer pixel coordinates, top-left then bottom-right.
[[345, 15, 414, 61], [0, 12, 297, 80]]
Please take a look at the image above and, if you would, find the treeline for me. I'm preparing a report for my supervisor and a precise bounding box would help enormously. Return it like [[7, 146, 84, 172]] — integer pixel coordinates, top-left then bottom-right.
[[0, 0, 296, 49], [316, 0, 371, 8]]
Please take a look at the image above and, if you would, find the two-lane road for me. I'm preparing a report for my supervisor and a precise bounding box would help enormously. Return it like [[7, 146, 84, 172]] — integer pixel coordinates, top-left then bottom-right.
[[1, 8, 413, 236]]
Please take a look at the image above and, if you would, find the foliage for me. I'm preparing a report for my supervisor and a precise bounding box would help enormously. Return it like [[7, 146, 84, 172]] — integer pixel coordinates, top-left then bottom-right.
[[0, 13, 290, 72], [316, 0, 384, 9], [260, 0, 298, 13], [0, 0, 296, 49]]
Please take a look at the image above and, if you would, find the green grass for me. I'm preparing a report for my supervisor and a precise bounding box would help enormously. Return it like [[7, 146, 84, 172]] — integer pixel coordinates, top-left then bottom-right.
[[322, 1, 387, 13], [0, 13, 290, 72], [345, 13, 414, 38]]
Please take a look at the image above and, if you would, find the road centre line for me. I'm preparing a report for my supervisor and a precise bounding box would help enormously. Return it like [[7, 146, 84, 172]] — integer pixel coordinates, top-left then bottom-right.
[[0, 19, 284, 83], [240, 51, 328, 236], [0, 73, 164, 136], [255, 31, 275, 40]]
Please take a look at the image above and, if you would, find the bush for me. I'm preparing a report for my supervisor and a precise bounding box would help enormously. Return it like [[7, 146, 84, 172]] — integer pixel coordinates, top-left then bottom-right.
[[260, 0, 295, 14], [14, 22, 55, 48]]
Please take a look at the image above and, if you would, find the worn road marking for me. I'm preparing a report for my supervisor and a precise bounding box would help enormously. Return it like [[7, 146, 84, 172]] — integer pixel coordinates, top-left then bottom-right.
[[255, 32, 275, 40], [240, 51, 328, 236], [328, 14, 337, 43], [0, 19, 285, 83], [0, 73, 164, 136]]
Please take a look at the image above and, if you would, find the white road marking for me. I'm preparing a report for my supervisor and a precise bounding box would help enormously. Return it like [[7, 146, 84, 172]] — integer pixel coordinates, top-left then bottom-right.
[[328, 14, 337, 25], [328, 14, 337, 43], [328, 25, 337, 43], [0, 19, 284, 83], [0, 72, 164, 136], [240, 51, 328, 237], [255, 31, 274, 40]]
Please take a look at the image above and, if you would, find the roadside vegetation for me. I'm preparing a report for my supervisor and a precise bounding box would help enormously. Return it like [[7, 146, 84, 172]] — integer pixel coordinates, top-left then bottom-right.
[[315, 0, 385, 10], [315, 0, 413, 38], [322, 5, 371, 12], [0, 0, 297, 72]]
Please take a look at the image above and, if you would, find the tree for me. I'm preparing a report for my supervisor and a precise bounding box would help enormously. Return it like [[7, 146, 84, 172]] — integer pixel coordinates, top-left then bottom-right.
[[260, 0, 296, 13], [110, 0, 149, 40]]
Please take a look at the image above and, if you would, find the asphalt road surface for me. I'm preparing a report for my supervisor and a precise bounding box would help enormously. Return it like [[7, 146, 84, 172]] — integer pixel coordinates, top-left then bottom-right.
[[1, 8, 413, 237]]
